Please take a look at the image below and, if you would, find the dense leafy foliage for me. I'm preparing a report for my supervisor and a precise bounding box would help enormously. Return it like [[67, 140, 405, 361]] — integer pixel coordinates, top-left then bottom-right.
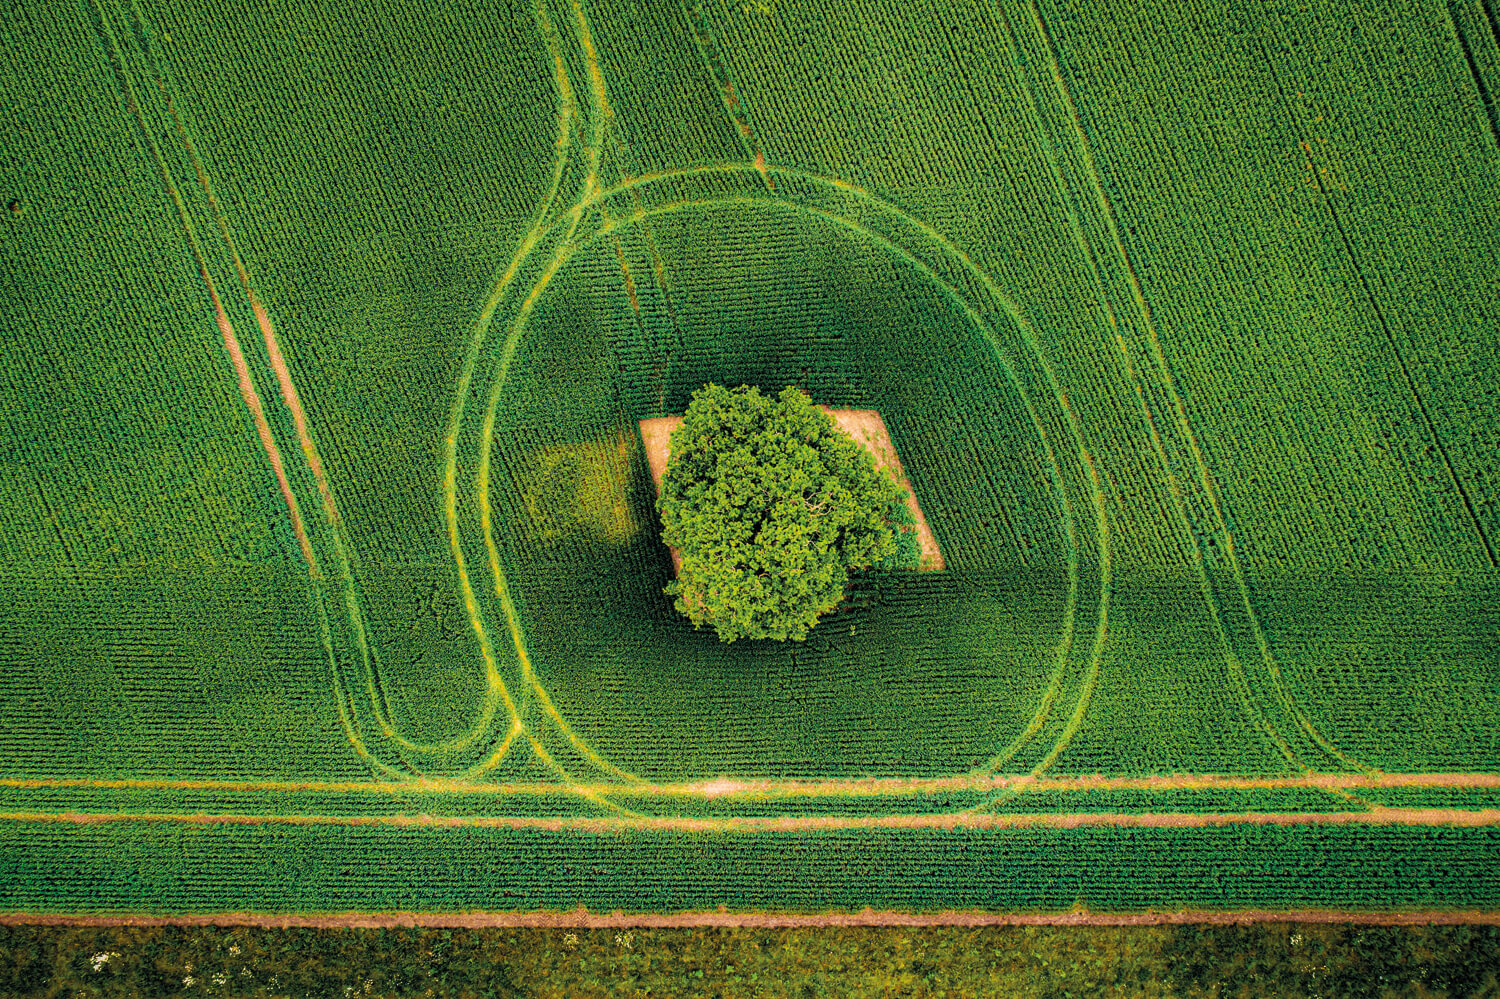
[[657, 383, 918, 642]]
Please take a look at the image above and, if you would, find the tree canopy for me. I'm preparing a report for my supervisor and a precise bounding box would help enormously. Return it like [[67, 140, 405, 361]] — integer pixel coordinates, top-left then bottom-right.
[[656, 383, 920, 642]]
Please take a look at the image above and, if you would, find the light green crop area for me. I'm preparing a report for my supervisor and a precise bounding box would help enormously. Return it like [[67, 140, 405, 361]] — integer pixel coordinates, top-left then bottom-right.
[[0, 0, 1496, 914]]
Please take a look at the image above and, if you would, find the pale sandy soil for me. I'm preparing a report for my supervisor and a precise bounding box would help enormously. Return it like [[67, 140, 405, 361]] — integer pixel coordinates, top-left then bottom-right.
[[638, 407, 945, 578]]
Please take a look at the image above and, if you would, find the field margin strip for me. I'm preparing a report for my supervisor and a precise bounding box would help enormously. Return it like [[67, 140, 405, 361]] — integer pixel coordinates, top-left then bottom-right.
[[3, 908, 1497, 927]]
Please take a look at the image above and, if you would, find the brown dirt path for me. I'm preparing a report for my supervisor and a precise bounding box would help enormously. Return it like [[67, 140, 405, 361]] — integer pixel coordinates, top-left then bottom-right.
[[6, 806, 1497, 833]]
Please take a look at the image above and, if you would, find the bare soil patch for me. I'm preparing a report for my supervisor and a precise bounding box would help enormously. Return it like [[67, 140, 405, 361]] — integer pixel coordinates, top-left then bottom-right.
[[638, 407, 944, 577]]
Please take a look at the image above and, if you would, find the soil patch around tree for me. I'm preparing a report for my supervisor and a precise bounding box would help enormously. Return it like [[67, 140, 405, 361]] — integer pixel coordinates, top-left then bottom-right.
[[638, 408, 945, 577]]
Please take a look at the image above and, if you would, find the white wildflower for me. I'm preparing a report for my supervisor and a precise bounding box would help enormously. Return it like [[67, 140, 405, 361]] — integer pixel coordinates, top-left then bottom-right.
[[89, 952, 120, 972], [211, 972, 227, 986]]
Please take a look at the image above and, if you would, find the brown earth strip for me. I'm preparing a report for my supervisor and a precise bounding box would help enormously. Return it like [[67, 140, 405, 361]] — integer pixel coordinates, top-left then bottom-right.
[[4, 808, 1498, 834], [3, 772, 1498, 797], [2, 908, 1497, 928]]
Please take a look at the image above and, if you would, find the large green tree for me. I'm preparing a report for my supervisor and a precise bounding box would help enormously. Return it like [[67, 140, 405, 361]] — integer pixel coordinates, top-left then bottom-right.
[[657, 383, 920, 642]]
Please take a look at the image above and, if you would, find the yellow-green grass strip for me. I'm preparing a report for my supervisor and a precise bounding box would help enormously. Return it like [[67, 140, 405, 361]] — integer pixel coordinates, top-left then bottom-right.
[[3, 808, 1497, 833], [4, 773, 1492, 799]]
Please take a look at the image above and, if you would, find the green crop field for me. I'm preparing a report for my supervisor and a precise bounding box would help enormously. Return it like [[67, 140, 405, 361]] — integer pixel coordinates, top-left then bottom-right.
[[0, 0, 1497, 918]]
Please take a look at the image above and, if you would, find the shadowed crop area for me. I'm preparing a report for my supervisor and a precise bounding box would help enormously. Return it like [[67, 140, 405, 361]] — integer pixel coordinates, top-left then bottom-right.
[[0, 0, 1496, 918]]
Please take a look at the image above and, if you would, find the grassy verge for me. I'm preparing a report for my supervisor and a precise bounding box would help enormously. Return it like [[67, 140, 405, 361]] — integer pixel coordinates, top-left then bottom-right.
[[0, 922, 1495, 998]]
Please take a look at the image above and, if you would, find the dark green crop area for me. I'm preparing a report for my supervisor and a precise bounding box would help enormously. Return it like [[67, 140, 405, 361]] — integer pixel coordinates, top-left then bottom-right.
[[0, 0, 1496, 915]]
